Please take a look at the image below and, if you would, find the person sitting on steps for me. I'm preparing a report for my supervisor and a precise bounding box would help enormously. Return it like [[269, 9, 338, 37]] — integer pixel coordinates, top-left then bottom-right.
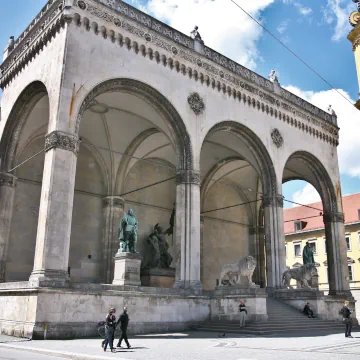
[[303, 302, 315, 318]]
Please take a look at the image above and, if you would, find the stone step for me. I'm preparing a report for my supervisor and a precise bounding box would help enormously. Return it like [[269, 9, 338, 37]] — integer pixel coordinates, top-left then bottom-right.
[[197, 326, 345, 336], [200, 323, 344, 331], [209, 320, 343, 327]]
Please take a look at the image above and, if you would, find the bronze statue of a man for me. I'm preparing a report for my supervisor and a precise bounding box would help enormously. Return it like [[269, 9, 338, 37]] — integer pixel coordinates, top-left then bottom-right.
[[119, 208, 138, 253], [303, 241, 315, 265]]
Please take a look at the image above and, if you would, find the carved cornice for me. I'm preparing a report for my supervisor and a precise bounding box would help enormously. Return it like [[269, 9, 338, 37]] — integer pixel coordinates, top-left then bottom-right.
[[102, 196, 125, 208], [176, 170, 200, 185], [68, 3, 338, 145], [73, 0, 337, 127], [323, 211, 345, 224], [0, 0, 65, 89], [45, 131, 81, 155], [0, 173, 17, 188]]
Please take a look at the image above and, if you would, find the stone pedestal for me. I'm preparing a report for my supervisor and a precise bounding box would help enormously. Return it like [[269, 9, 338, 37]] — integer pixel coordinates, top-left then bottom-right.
[[113, 252, 142, 286], [141, 268, 175, 288]]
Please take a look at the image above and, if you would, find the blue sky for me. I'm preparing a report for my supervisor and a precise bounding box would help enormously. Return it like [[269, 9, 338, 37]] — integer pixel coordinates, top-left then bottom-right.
[[1, 0, 360, 208]]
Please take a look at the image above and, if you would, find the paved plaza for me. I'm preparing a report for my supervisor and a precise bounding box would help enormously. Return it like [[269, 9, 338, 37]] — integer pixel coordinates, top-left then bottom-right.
[[1, 331, 360, 360]]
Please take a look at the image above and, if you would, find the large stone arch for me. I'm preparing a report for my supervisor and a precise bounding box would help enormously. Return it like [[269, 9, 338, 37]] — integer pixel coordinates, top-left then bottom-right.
[[0, 81, 48, 172], [282, 151, 338, 213], [202, 121, 278, 197], [75, 78, 194, 172]]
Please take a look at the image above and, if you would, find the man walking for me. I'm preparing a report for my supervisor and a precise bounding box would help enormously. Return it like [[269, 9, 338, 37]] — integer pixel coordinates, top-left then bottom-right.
[[103, 308, 117, 352], [340, 300, 353, 338], [239, 300, 247, 328], [117, 306, 131, 348]]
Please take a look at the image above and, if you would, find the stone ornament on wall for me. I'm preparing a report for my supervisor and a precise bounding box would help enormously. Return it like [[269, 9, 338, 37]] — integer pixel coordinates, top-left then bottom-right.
[[45, 131, 81, 156], [176, 170, 200, 185], [271, 128, 283, 148], [0, 172, 17, 188], [187, 92, 205, 115]]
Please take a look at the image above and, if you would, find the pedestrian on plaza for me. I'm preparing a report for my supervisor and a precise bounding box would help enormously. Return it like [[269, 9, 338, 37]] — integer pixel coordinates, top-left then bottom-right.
[[239, 300, 248, 328], [340, 300, 353, 338], [303, 302, 315, 318], [117, 306, 131, 349], [103, 308, 117, 352]]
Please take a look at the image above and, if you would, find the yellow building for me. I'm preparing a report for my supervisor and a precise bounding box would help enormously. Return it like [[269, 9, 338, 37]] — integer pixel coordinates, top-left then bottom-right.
[[284, 193, 360, 292]]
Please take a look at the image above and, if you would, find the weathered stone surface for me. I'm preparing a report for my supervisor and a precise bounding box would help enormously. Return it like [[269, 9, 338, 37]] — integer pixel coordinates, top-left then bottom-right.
[[113, 252, 142, 286], [141, 267, 175, 288]]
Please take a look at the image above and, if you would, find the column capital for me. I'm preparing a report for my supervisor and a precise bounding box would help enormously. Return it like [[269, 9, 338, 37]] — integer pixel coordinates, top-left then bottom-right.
[[176, 169, 200, 185], [261, 194, 284, 208], [0, 172, 17, 188], [45, 131, 81, 156], [323, 211, 345, 224], [102, 196, 125, 208]]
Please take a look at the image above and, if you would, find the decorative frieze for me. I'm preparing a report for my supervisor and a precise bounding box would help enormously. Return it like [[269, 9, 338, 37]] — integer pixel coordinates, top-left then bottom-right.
[[187, 92, 205, 115], [45, 131, 81, 155], [323, 211, 345, 224], [0, 173, 17, 188], [176, 170, 200, 185], [271, 129, 283, 148]]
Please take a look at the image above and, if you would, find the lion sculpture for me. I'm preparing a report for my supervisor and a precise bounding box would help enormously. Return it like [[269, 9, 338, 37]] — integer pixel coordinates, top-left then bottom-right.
[[219, 256, 257, 286], [282, 263, 317, 289]]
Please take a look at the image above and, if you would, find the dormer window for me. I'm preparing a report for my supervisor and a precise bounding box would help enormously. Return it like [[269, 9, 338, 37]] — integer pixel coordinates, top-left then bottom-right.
[[294, 220, 302, 232]]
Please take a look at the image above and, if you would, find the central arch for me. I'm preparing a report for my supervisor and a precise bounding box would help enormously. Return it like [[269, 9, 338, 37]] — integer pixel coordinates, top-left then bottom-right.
[[75, 78, 194, 172], [200, 121, 279, 290]]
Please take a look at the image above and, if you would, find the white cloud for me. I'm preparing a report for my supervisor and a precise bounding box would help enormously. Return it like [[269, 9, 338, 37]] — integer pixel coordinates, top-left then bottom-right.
[[292, 183, 321, 206], [133, 0, 275, 70], [284, 85, 360, 178], [277, 19, 290, 34], [322, 0, 353, 41], [282, 0, 313, 16]]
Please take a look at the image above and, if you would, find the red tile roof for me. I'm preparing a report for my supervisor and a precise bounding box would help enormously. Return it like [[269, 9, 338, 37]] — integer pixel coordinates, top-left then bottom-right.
[[283, 193, 360, 234]]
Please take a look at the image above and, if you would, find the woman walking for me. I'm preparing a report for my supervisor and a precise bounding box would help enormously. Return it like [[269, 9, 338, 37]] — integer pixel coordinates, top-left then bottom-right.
[[104, 308, 117, 352]]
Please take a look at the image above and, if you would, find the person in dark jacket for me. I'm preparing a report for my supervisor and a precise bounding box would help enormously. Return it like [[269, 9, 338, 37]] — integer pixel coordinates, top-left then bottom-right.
[[239, 300, 248, 328], [103, 308, 117, 352], [340, 300, 353, 338], [117, 306, 131, 348], [303, 303, 315, 318]]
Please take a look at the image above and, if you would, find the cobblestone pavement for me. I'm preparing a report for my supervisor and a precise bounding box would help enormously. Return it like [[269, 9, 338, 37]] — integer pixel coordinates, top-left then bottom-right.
[[1, 331, 360, 360]]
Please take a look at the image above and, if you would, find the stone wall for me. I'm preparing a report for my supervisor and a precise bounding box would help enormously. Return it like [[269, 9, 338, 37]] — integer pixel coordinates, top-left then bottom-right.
[[202, 181, 251, 290]]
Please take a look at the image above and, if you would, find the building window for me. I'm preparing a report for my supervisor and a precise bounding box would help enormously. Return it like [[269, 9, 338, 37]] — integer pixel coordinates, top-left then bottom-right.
[[348, 265, 353, 281], [285, 244, 287, 258], [308, 239, 317, 255], [294, 242, 302, 257], [294, 221, 302, 232], [346, 234, 352, 251], [323, 237, 327, 254], [358, 209, 360, 220], [325, 266, 328, 284]]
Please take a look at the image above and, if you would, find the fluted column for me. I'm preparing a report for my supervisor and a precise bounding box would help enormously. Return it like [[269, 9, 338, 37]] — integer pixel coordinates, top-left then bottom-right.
[[263, 194, 286, 293], [200, 215, 204, 284], [101, 196, 124, 284], [173, 170, 202, 289], [324, 211, 352, 296], [29, 131, 80, 287], [0, 173, 17, 282]]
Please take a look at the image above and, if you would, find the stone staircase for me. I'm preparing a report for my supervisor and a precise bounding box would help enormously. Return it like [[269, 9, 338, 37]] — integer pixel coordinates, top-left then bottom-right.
[[196, 298, 345, 336]]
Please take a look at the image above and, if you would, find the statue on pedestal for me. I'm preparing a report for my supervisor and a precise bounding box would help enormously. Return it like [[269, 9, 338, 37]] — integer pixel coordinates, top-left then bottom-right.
[[303, 241, 315, 265], [142, 224, 173, 270], [118, 208, 138, 253]]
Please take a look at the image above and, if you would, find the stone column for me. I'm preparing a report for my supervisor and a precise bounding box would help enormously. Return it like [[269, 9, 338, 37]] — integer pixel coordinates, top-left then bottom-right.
[[253, 225, 266, 288], [263, 194, 286, 293], [324, 211, 352, 296], [29, 131, 80, 287], [200, 215, 204, 284], [173, 170, 202, 289], [0, 173, 17, 282], [101, 196, 124, 284]]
